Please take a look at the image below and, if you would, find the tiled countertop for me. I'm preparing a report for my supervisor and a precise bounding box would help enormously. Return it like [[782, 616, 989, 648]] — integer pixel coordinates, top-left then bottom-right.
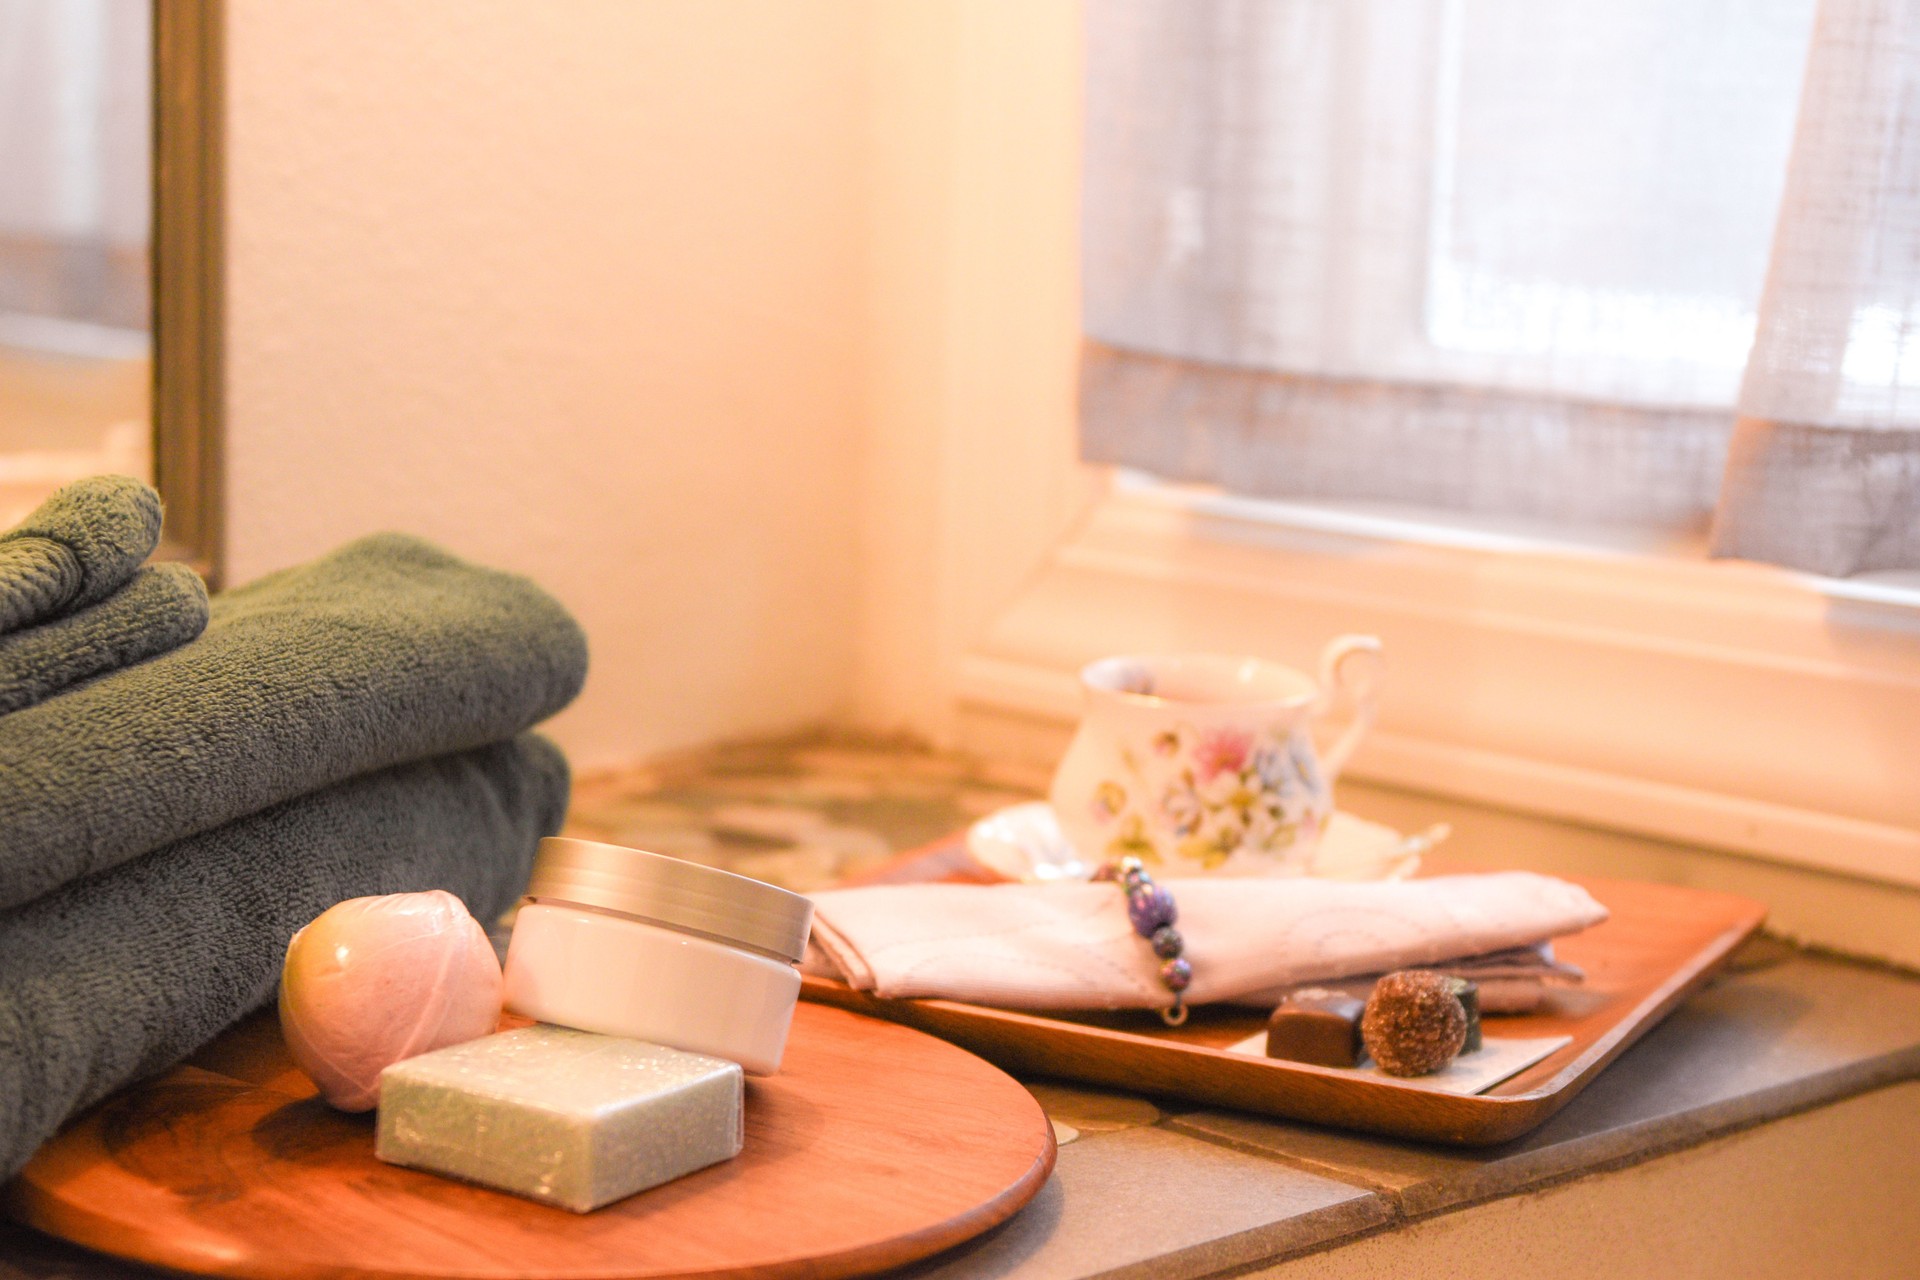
[[6, 734, 1919, 1279]]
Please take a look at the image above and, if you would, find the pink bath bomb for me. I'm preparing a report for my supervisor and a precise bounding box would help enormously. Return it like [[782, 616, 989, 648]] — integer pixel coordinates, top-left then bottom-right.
[[279, 890, 503, 1111]]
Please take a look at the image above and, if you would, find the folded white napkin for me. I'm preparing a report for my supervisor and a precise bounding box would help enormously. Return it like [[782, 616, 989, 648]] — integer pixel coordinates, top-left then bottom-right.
[[804, 874, 1608, 1012]]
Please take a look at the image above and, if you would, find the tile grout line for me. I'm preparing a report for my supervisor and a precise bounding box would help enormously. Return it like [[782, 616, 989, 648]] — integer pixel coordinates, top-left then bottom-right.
[[1155, 1115, 1415, 1206], [1078, 1196, 1401, 1280], [1389, 1070, 1920, 1222], [1157, 1068, 1920, 1279]]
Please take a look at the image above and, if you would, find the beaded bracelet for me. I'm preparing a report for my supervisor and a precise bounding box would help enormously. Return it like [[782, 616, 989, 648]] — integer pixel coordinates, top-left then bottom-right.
[[1095, 855, 1191, 1026]]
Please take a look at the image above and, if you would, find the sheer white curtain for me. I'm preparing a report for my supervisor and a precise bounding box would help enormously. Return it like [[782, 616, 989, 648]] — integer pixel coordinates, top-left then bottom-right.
[[1082, 0, 1920, 575], [1713, 0, 1920, 574]]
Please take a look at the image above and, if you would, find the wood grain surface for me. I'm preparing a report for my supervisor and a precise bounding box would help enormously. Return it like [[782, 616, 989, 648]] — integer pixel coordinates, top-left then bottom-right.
[[5, 1002, 1056, 1280], [803, 870, 1767, 1146]]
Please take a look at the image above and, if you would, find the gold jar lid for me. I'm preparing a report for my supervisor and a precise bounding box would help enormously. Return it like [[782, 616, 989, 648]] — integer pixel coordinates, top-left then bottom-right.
[[525, 837, 814, 964]]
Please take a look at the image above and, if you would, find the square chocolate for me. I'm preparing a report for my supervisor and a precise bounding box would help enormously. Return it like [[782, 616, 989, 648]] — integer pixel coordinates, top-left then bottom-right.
[[1265, 988, 1366, 1068]]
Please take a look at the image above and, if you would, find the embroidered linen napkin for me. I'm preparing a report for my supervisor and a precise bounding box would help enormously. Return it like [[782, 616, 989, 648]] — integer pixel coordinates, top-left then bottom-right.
[[803, 873, 1607, 1012]]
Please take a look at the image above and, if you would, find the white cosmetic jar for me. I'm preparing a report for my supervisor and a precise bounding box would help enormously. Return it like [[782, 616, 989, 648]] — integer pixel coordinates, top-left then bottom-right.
[[502, 837, 814, 1075]]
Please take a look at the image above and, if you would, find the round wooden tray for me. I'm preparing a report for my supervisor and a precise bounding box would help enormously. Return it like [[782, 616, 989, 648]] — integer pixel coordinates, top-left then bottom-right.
[[6, 1002, 1055, 1280]]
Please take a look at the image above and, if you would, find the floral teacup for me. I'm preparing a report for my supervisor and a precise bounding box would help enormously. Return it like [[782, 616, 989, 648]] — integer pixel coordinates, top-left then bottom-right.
[[1049, 638, 1384, 877]]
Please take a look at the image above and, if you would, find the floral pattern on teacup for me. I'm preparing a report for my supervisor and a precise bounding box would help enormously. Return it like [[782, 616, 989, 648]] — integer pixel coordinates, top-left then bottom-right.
[[1088, 724, 1326, 869]]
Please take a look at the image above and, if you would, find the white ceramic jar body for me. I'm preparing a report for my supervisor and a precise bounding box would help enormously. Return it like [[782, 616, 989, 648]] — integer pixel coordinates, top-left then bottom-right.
[[503, 901, 801, 1075]]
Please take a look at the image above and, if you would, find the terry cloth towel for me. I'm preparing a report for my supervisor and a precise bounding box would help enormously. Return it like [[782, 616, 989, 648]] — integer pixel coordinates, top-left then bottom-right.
[[0, 532, 588, 910], [0, 733, 569, 1181], [802, 874, 1608, 1013], [0, 475, 162, 634], [0, 562, 209, 715]]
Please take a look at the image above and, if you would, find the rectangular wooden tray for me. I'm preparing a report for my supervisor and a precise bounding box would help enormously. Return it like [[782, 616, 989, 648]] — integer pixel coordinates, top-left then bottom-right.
[[801, 866, 1767, 1146]]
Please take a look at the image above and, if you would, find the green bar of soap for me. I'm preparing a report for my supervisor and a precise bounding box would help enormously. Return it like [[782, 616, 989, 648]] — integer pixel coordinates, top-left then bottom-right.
[[376, 1025, 744, 1212]]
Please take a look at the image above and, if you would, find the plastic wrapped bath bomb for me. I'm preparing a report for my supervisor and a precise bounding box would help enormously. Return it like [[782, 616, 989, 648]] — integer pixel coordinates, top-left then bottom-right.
[[280, 890, 503, 1111]]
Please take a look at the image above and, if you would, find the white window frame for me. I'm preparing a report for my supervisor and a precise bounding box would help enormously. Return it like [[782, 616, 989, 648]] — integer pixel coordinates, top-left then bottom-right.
[[855, 3, 1920, 894]]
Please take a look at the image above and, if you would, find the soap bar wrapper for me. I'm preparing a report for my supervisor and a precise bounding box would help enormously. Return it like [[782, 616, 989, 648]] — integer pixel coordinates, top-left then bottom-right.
[[376, 1025, 744, 1212]]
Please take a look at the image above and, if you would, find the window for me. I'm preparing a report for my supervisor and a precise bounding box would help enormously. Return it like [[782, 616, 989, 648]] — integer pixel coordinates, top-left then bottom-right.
[[0, 0, 152, 523], [1080, 0, 1920, 578], [0, 0, 224, 578], [852, 2, 1920, 898]]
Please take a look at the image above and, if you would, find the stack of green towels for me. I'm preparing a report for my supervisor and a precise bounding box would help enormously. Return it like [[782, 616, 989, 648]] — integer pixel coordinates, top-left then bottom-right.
[[0, 477, 589, 1178]]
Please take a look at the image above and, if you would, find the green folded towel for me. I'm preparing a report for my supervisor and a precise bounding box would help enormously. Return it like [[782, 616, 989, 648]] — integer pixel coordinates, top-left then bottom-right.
[[0, 475, 162, 634], [0, 476, 207, 713], [0, 562, 210, 715], [0, 532, 588, 911], [0, 733, 568, 1181]]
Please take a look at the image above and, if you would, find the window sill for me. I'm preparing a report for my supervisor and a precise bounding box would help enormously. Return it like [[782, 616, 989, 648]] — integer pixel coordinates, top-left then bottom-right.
[[9, 735, 1920, 1280], [1112, 471, 1920, 608], [1006, 468, 1920, 640], [575, 737, 1920, 1280], [954, 472, 1920, 898]]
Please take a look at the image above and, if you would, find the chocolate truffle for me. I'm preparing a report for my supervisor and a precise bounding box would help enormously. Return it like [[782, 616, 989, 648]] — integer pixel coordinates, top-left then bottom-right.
[[1265, 988, 1366, 1068], [1362, 970, 1468, 1077]]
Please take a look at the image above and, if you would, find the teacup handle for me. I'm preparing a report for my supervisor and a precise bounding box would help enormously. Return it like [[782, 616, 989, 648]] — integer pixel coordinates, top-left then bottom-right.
[[1315, 634, 1384, 781]]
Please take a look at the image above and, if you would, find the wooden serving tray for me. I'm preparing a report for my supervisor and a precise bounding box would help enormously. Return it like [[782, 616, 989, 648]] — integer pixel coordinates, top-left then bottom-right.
[[802, 869, 1767, 1146], [7, 1002, 1055, 1280]]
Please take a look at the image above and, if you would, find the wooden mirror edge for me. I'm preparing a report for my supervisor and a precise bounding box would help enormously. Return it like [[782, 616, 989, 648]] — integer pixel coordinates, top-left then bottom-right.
[[152, 0, 225, 589]]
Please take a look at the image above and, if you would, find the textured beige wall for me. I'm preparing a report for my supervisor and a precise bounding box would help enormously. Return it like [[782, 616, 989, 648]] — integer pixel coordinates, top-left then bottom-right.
[[222, 0, 867, 766]]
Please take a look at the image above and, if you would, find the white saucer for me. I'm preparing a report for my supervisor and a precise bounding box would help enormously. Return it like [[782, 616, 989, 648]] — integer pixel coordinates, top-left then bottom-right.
[[965, 801, 1444, 884]]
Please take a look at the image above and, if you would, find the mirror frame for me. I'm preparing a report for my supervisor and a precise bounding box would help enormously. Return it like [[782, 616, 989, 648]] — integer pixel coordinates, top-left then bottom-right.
[[152, 0, 224, 585]]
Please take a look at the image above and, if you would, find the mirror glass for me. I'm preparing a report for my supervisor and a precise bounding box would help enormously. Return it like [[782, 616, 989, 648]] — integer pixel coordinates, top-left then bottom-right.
[[0, 0, 151, 526]]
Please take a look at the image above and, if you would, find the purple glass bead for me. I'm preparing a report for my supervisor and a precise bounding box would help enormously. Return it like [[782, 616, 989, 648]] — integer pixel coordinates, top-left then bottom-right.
[[1160, 956, 1193, 992], [1150, 925, 1183, 959], [1127, 885, 1177, 935]]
